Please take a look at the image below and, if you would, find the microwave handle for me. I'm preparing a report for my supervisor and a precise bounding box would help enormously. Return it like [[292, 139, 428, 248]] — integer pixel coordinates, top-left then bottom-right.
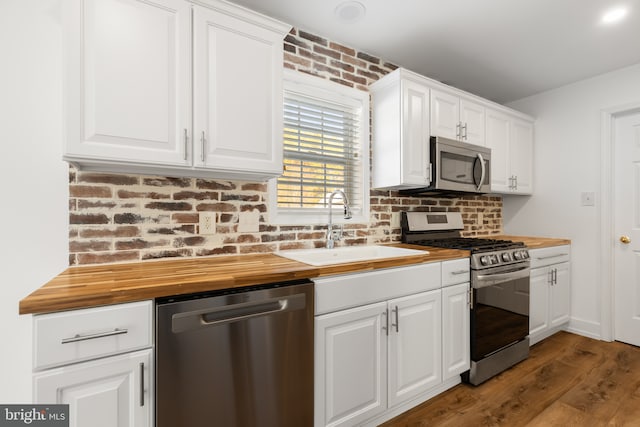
[[476, 152, 486, 191]]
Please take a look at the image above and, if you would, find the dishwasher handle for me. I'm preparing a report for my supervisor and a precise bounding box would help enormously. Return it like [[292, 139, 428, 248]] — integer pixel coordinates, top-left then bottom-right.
[[171, 292, 307, 333]]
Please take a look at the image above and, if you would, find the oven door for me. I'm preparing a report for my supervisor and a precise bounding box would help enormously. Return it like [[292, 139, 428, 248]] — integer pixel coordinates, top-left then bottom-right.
[[433, 136, 491, 193], [470, 263, 530, 362]]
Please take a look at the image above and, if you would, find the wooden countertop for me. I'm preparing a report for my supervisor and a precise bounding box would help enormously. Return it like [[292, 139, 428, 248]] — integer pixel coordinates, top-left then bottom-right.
[[19, 236, 571, 315], [19, 245, 468, 315], [496, 235, 571, 249]]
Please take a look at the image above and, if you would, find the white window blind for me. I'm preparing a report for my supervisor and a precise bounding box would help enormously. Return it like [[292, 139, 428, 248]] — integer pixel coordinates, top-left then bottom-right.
[[278, 93, 362, 210]]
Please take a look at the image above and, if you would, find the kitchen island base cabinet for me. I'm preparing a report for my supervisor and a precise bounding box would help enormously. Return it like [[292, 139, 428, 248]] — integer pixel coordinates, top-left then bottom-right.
[[34, 349, 152, 427]]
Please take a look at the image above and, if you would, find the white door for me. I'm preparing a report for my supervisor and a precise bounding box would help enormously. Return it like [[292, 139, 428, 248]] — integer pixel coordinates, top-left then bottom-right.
[[401, 80, 431, 185], [614, 110, 640, 346], [529, 267, 550, 338], [430, 89, 460, 140], [315, 302, 387, 427], [193, 5, 284, 175], [34, 350, 152, 427], [485, 109, 511, 192], [510, 119, 534, 194], [550, 262, 571, 328], [442, 283, 470, 380], [460, 99, 485, 146], [387, 290, 441, 408], [63, 0, 191, 166]]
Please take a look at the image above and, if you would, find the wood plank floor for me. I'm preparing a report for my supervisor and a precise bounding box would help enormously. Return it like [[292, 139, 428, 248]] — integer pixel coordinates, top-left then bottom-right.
[[382, 332, 640, 426]]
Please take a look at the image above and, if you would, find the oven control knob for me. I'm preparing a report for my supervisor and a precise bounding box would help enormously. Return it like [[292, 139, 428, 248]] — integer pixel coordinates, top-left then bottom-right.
[[480, 255, 489, 265], [490, 254, 499, 264], [513, 251, 522, 260], [501, 252, 511, 262], [522, 251, 529, 259]]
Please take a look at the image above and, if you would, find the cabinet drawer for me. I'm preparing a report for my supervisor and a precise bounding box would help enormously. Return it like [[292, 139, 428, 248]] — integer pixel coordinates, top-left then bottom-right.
[[529, 245, 570, 269], [314, 263, 441, 315], [34, 301, 152, 371], [441, 258, 470, 286]]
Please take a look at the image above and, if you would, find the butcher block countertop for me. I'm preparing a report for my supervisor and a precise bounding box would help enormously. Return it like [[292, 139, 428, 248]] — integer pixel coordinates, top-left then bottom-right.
[[497, 235, 571, 249], [19, 236, 570, 315]]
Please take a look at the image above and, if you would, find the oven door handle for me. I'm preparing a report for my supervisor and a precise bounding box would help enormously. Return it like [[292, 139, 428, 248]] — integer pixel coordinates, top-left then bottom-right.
[[473, 265, 530, 289]]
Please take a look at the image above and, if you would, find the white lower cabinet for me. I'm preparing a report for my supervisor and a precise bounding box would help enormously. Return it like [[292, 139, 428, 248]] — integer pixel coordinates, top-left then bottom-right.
[[32, 301, 153, 427], [34, 349, 152, 427], [442, 282, 471, 380], [314, 260, 469, 427], [529, 245, 571, 345]]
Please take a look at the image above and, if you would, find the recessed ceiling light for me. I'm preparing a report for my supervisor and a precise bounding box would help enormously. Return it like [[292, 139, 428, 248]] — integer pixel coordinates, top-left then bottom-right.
[[334, 1, 366, 24], [601, 7, 627, 24]]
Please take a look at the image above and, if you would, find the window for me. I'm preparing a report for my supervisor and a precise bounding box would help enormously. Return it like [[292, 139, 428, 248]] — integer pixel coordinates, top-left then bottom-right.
[[269, 70, 370, 225]]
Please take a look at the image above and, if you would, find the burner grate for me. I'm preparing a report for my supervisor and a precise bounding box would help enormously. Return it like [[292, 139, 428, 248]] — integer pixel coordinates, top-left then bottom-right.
[[412, 237, 525, 253]]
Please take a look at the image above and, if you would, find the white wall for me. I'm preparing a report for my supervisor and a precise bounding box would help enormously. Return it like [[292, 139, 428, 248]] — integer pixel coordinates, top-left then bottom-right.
[[0, 1, 68, 402], [504, 63, 640, 339]]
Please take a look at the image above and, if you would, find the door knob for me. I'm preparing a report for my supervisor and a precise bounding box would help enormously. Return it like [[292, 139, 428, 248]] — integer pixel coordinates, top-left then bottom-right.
[[620, 235, 631, 244]]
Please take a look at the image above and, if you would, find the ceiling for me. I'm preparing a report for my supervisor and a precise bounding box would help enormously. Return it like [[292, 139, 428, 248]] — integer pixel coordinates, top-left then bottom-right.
[[226, 0, 640, 104]]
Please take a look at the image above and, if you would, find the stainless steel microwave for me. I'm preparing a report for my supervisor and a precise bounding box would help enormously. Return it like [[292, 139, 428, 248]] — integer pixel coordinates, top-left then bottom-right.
[[401, 136, 491, 196]]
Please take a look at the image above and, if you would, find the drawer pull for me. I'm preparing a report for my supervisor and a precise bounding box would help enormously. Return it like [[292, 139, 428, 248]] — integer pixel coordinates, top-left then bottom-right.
[[536, 253, 568, 261], [61, 328, 128, 344], [450, 270, 469, 275]]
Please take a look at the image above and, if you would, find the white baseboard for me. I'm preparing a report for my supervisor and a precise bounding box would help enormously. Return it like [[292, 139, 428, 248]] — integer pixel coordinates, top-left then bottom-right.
[[567, 317, 602, 341]]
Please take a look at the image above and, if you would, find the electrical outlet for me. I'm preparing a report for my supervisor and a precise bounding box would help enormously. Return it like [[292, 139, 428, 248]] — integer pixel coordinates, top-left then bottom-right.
[[199, 212, 216, 235], [477, 212, 484, 225]]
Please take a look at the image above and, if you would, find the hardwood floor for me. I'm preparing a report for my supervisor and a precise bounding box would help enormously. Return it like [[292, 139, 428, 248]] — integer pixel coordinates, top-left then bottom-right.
[[381, 332, 640, 426]]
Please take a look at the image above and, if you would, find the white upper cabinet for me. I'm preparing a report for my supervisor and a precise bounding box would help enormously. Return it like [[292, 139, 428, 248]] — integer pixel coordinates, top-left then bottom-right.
[[485, 108, 533, 195], [63, 0, 192, 167], [63, 0, 290, 181], [371, 70, 430, 189], [431, 89, 485, 146], [192, 4, 286, 176]]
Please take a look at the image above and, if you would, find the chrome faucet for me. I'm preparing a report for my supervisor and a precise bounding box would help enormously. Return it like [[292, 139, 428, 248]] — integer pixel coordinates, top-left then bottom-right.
[[326, 189, 352, 249]]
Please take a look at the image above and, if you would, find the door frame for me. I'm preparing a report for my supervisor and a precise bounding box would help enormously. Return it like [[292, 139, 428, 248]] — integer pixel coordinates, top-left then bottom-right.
[[599, 102, 640, 342]]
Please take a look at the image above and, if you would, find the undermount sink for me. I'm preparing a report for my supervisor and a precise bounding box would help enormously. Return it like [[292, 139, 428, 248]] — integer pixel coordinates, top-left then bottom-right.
[[275, 245, 429, 266]]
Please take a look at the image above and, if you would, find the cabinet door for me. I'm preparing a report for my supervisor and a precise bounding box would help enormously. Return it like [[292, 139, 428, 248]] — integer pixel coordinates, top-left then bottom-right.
[[550, 262, 571, 328], [401, 80, 431, 185], [510, 119, 534, 194], [34, 349, 152, 427], [63, 0, 191, 166], [430, 89, 460, 140], [460, 99, 485, 146], [315, 302, 387, 427], [529, 267, 550, 337], [387, 290, 441, 408], [485, 109, 511, 192], [442, 283, 470, 380], [193, 5, 284, 175]]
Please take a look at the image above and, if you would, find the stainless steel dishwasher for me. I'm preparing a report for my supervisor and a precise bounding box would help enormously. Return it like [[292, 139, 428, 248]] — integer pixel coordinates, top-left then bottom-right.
[[155, 280, 313, 427]]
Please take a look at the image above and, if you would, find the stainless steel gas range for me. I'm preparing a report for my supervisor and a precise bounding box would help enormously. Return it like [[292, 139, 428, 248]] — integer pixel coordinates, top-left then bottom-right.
[[401, 211, 531, 385]]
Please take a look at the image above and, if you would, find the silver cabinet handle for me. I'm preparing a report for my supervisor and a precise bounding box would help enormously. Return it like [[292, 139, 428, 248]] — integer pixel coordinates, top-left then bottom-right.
[[140, 362, 145, 407], [450, 269, 469, 275], [382, 308, 389, 336], [391, 306, 399, 333], [456, 122, 461, 139], [183, 129, 188, 161], [61, 328, 128, 344], [200, 131, 206, 162], [462, 123, 468, 140]]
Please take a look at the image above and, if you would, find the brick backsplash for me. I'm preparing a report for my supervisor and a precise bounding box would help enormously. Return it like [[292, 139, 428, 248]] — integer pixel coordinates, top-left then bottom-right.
[[68, 27, 503, 266]]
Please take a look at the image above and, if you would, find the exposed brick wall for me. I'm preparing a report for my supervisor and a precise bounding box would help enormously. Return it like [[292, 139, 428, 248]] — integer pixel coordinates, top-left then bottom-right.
[[68, 27, 503, 266]]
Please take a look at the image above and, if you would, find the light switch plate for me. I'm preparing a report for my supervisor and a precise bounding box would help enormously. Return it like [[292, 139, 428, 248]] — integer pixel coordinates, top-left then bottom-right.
[[581, 192, 595, 206]]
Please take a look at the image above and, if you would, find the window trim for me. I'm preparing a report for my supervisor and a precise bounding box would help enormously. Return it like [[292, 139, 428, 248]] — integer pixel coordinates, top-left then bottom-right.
[[269, 70, 370, 225]]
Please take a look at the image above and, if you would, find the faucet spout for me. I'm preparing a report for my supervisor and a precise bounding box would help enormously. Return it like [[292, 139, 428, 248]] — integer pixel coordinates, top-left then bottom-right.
[[327, 190, 352, 249]]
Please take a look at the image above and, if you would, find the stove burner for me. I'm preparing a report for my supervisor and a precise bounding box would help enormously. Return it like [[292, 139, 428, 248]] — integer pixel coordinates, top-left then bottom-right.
[[413, 237, 526, 253]]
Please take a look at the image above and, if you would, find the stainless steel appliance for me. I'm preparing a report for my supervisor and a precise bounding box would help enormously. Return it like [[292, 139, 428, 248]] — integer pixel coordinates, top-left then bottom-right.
[[402, 212, 530, 385], [401, 136, 491, 196], [156, 280, 314, 427]]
